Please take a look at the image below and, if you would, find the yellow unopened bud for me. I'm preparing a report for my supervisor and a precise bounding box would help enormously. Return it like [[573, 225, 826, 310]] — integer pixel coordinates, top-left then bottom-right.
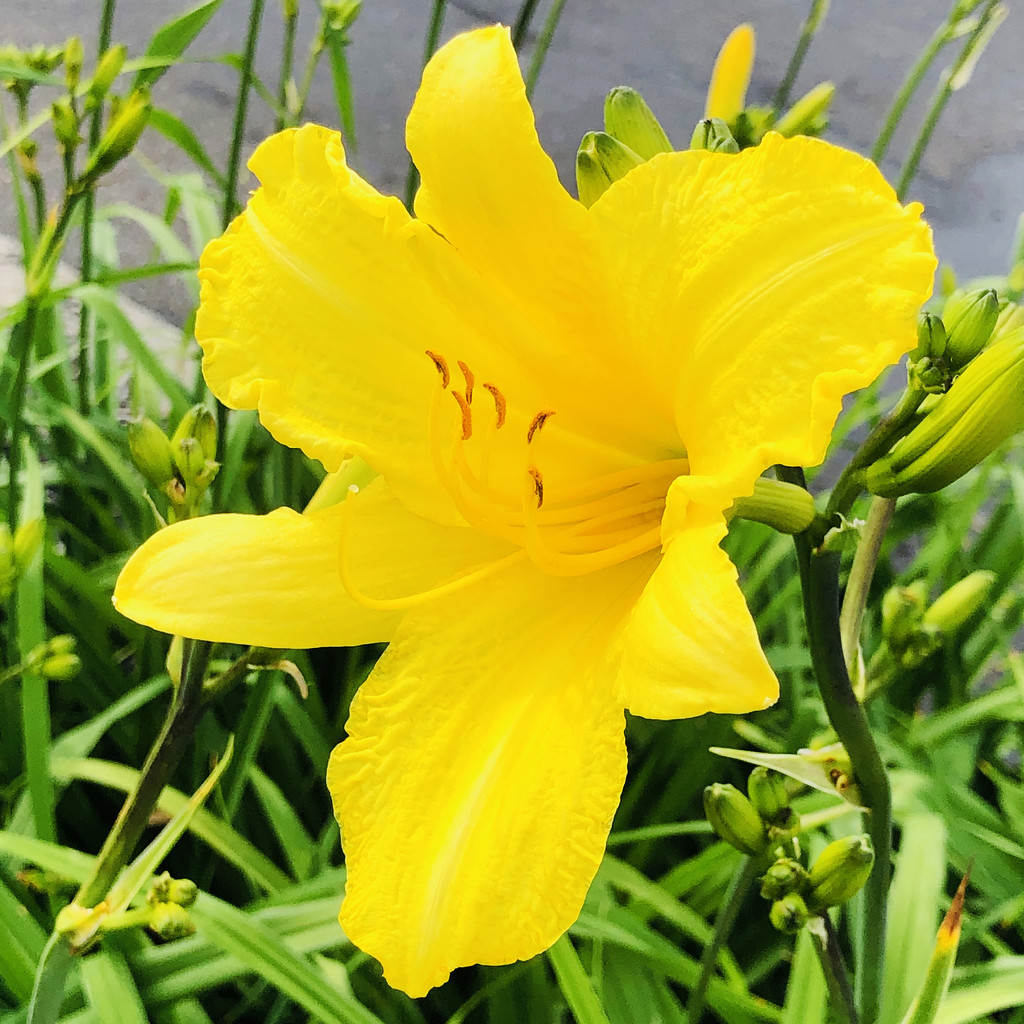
[[774, 82, 835, 138], [807, 834, 874, 910], [90, 43, 126, 98], [703, 783, 768, 856], [603, 87, 672, 160], [705, 23, 756, 123], [171, 404, 218, 462], [13, 518, 43, 573], [943, 288, 1000, 369], [52, 97, 79, 150], [760, 858, 809, 902], [747, 767, 791, 825], [769, 892, 810, 933], [923, 571, 996, 635], [690, 117, 740, 154], [128, 418, 176, 488], [64, 37, 84, 89], [575, 131, 643, 208], [84, 88, 150, 180], [148, 902, 194, 940]]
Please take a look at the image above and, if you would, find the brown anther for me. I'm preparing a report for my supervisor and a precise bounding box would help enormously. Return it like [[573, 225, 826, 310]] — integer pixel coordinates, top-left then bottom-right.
[[482, 382, 507, 428], [527, 409, 556, 444], [426, 350, 450, 389], [528, 466, 544, 508], [451, 390, 473, 441], [457, 360, 475, 404]]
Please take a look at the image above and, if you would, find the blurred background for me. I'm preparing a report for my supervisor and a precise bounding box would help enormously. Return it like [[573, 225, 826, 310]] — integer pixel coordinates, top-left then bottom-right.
[[3, 0, 1023, 325]]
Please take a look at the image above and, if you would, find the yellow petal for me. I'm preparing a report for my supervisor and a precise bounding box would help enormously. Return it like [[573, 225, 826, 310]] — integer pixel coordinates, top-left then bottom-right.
[[113, 479, 513, 648], [705, 23, 756, 121], [328, 553, 654, 996], [616, 508, 778, 720], [590, 133, 936, 514]]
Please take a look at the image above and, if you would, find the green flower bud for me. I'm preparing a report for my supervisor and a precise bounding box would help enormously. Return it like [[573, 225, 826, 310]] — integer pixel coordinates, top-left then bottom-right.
[[914, 311, 947, 361], [703, 783, 768, 856], [0, 525, 15, 600], [47, 634, 77, 657], [167, 878, 199, 907], [171, 404, 218, 462], [52, 97, 79, 150], [64, 37, 84, 89], [148, 901, 195, 940], [881, 580, 927, 650], [808, 834, 874, 910], [769, 892, 810, 933], [922, 570, 996, 635], [174, 437, 206, 484], [575, 131, 644, 208], [865, 328, 1024, 497], [943, 288, 999, 369], [84, 88, 150, 180], [128, 418, 176, 488], [748, 767, 791, 824], [40, 652, 81, 681], [727, 478, 816, 534], [13, 518, 43, 573], [759, 858, 809, 902], [603, 86, 672, 160], [323, 0, 361, 33], [281, 0, 299, 19], [773, 81, 835, 138], [54, 902, 93, 936], [90, 43, 127, 98], [690, 117, 740, 154], [26, 45, 64, 74]]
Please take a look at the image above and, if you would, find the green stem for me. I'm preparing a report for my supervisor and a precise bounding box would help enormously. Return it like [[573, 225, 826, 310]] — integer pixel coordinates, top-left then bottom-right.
[[810, 916, 860, 1024], [511, 0, 542, 49], [839, 496, 895, 682], [77, 0, 117, 416], [686, 854, 761, 1024], [779, 467, 892, 1024], [75, 639, 212, 906], [772, 0, 831, 113], [403, 0, 447, 212], [525, 0, 568, 97], [223, 0, 265, 228], [295, 13, 328, 116], [276, 4, 298, 130], [895, 0, 1002, 201]]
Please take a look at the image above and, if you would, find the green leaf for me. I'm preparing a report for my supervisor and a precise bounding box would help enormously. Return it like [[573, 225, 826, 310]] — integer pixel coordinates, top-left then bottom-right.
[[80, 946, 148, 1024], [132, 0, 226, 91], [26, 933, 73, 1024], [0, 873, 47, 1000], [147, 109, 226, 188], [781, 930, 827, 1024], [545, 934, 612, 1024]]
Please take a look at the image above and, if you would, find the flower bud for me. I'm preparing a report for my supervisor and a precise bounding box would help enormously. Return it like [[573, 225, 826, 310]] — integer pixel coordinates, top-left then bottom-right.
[[323, 0, 361, 33], [943, 288, 999, 369], [913, 311, 947, 361], [40, 652, 81, 681], [690, 117, 740, 154], [727, 477, 816, 534], [174, 437, 206, 484], [807, 834, 874, 910], [52, 97, 79, 150], [603, 86, 672, 160], [922, 570, 996, 635], [84, 88, 150, 180], [0, 525, 15, 601], [881, 580, 927, 650], [703, 783, 768, 856], [47, 634, 77, 656], [64, 37, 84, 90], [90, 43, 127, 98], [13, 518, 43, 573], [575, 131, 644, 208], [55, 903, 93, 936], [128, 418, 176, 488], [167, 878, 199, 907], [281, 0, 299, 19], [748, 767, 791, 825], [148, 902, 195, 940], [171, 404, 218, 462], [773, 82, 835, 138], [760, 858, 809, 902], [705, 23, 755, 123], [769, 892, 810, 933], [26, 45, 64, 74]]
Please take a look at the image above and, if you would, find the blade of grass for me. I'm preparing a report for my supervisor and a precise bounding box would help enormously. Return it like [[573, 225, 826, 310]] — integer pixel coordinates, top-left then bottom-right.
[[546, 934, 612, 1024]]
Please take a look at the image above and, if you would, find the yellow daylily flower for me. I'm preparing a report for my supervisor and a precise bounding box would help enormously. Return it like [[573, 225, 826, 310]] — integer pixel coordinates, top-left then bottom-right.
[[113, 25, 935, 997], [705, 22, 756, 121]]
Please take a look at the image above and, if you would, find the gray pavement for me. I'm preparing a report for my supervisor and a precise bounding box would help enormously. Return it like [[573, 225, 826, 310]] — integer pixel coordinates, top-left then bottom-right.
[[2, 0, 1023, 325]]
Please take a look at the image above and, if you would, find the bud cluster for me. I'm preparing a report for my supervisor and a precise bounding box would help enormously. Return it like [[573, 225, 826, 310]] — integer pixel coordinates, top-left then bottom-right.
[[23, 635, 81, 682], [146, 871, 199, 940], [127, 405, 220, 522], [703, 767, 798, 858]]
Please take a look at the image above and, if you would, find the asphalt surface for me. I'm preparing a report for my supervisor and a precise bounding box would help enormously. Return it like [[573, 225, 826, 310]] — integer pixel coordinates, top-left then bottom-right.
[[2, 0, 1023, 324]]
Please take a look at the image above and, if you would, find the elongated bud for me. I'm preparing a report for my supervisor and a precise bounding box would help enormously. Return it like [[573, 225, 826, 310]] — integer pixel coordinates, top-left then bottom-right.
[[703, 783, 768, 856], [943, 288, 999, 368], [64, 37, 84, 90], [172, 404, 217, 461], [760, 858, 809, 902], [727, 477, 815, 534], [52, 97, 79, 150], [865, 329, 1024, 497], [603, 86, 672, 159], [807, 834, 874, 910], [13, 518, 44, 573], [913, 311, 947, 361], [748, 767, 791, 824], [26, 44, 65, 74], [174, 437, 206, 483], [90, 43, 126, 97], [323, 0, 361, 33], [881, 580, 927, 649], [923, 571, 996, 635], [705, 23, 755, 122], [769, 892, 810, 933], [690, 117, 740, 154], [128, 418, 176, 488], [774, 81, 835, 138], [84, 88, 150, 180], [0, 525, 16, 601], [148, 902, 195, 940], [575, 131, 644, 208]]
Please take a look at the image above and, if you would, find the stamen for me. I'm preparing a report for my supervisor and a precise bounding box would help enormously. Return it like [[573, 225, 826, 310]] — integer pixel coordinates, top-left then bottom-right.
[[457, 360, 475, 404], [425, 349, 450, 389], [338, 484, 527, 610], [527, 410, 555, 444], [529, 466, 544, 508], [451, 390, 473, 441], [482, 382, 507, 428]]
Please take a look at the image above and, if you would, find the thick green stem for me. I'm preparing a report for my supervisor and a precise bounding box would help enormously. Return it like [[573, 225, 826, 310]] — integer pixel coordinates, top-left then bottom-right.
[[811, 916, 860, 1024], [686, 854, 761, 1024], [75, 639, 212, 906], [779, 467, 892, 1024]]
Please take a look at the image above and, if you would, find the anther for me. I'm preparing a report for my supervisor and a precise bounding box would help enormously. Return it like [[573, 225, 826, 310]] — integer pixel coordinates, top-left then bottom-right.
[[528, 466, 544, 508], [527, 410, 556, 444], [457, 360, 475, 404], [482, 382, 507, 428], [426, 350, 450, 389], [451, 390, 473, 441]]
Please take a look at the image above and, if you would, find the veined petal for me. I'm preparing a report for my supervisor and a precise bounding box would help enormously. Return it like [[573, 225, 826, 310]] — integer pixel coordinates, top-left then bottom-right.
[[328, 552, 655, 996], [590, 133, 936, 511], [616, 507, 778, 720], [113, 479, 514, 648]]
